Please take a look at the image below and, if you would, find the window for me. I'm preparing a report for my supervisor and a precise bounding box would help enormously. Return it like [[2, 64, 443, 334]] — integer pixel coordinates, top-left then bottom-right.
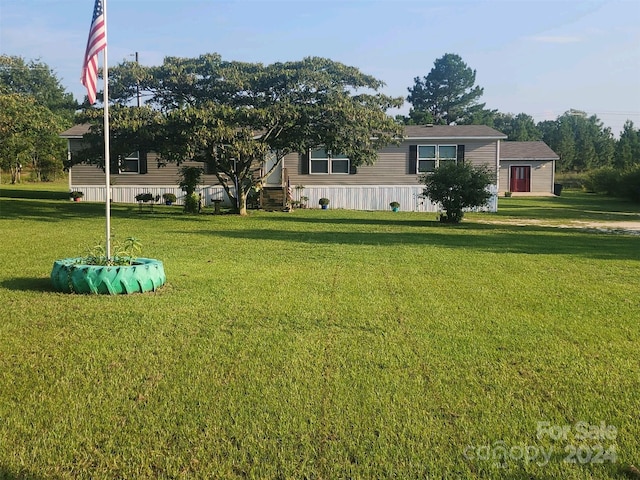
[[310, 148, 350, 174], [120, 151, 140, 173], [417, 145, 458, 173]]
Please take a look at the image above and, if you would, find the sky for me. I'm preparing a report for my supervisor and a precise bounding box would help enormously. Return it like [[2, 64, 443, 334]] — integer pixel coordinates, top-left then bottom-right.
[[1, 0, 639, 136]]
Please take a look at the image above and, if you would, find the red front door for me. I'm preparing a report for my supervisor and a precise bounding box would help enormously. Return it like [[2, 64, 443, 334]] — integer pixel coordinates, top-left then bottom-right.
[[510, 166, 531, 192]]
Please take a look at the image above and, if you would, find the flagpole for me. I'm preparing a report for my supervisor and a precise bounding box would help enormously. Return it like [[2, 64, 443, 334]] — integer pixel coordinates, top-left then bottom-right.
[[103, 0, 111, 259]]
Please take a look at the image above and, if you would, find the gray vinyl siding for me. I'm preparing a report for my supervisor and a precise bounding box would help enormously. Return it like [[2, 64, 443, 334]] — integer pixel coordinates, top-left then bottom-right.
[[70, 152, 223, 186], [285, 139, 498, 186], [500, 160, 554, 193]]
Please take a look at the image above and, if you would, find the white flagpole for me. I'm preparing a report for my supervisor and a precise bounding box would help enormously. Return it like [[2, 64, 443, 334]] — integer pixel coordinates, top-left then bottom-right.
[[103, 0, 111, 259]]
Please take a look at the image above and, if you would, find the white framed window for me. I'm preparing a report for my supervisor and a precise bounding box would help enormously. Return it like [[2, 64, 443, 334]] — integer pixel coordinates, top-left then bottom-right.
[[119, 151, 140, 174], [418, 145, 457, 173], [310, 148, 350, 174]]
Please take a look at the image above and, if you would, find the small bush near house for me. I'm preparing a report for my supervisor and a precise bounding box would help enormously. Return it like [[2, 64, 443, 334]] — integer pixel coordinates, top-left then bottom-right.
[[135, 193, 155, 203], [422, 162, 494, 223], [179, 166, 203, 213], [162, 192, 177, 204], [184, 193, 199, 213]]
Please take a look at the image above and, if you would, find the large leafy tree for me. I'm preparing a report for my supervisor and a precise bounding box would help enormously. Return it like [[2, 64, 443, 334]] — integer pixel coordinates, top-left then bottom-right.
[[0, 56, 76, 181], [407, 53, 485, 125], [79, 54, 403, 214], [0, 55, 78, 123], [0, 93, 67, 183], [490, 113, 541, 141]]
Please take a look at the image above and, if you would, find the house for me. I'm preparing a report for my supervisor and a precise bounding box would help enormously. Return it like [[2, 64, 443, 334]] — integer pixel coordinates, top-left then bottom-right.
[[60, 124, 232, 205], [499, 141, 559, 195], [64, 124, 558, 211], [275, 125, 506, 211]]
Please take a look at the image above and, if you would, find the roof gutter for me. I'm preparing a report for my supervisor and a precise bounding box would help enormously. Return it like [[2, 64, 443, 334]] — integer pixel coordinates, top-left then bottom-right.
[[406, 136, 508, 141]]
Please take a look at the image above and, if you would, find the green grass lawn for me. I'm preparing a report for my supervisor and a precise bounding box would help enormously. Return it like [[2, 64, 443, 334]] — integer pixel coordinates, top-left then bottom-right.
[[1, 185, 639, 479]]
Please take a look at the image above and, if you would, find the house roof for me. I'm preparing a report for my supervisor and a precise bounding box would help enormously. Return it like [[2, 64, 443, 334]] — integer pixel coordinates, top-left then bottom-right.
[[61, 123, 509, 142], [403, 125, 507, 140], [500, 141, 559, 161], [60, 123, 91, 138]]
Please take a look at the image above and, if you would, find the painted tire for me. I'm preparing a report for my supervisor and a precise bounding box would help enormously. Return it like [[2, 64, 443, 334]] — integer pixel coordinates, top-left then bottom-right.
[[51, 258, 166, 295]]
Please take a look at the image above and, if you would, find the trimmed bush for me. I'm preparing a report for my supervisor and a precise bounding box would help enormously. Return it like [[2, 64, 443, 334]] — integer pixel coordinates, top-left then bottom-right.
[[422, 162, 494, 223]]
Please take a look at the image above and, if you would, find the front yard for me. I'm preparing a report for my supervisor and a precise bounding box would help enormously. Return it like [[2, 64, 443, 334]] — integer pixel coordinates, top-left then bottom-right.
[[0, 186, 638, 478]]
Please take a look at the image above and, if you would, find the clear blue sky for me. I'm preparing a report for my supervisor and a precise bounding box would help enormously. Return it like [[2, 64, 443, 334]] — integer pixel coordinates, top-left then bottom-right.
[[1, 0, 639, 135]]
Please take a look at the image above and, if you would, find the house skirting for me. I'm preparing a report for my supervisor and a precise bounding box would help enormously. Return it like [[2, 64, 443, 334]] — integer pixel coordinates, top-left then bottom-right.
[[70, 184, 498, 212], [69, 185, 233, 206], [292, 185, 498, 212]]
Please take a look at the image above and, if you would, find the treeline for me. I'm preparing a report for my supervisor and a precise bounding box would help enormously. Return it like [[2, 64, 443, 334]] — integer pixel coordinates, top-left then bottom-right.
[[0, 55, 77, 183]]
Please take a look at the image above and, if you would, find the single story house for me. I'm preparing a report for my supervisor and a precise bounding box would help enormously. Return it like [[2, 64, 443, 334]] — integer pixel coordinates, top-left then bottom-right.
[[499, 141, 559, 195], [61, 124, 556, 211], [271, 124, 506, 211]]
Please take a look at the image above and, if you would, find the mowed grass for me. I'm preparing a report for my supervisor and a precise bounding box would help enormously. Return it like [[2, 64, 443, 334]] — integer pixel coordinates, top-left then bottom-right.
[[1, 184, 639, 479]]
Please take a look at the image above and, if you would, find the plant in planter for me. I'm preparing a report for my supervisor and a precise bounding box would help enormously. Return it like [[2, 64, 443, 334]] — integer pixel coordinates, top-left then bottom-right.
[[319, 198, 330, 209], [162, 192, 177, 205], [300, 196, 309, 208], [51, 236, 166, 295], [390, 201, 400, 212], [70, 191, 84, 201], [135, 192, 155, 203]]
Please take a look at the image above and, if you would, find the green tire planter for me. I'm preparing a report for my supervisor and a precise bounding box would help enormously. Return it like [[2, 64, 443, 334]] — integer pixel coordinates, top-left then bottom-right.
[[51, 258, 166, 295]]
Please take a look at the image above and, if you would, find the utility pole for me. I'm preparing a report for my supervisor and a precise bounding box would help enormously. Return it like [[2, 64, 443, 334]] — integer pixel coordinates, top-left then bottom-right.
[[135, 51, 141, 107]]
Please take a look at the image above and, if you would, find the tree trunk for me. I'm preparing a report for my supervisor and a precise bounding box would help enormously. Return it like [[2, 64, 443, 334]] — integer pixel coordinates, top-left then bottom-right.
[[238, 187, 248, 216], [10, 165, 18, 184]]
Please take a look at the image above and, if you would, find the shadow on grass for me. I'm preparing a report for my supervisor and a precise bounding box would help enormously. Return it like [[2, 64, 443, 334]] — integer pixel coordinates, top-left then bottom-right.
[[0, 198, 107, 222], [0, 186, 69, 201], [0, 197, 195, 222], [257, 214, 435, 228], [0, 465, 53, 480], [195, 222, 640, 261], [0, 277, 56, 293]]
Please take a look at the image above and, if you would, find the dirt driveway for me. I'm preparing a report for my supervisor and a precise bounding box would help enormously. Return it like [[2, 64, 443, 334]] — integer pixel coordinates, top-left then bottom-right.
[[479, 218, 640, 235]]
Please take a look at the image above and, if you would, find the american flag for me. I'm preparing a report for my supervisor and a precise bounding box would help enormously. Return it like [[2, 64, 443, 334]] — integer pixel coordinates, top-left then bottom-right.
[[81, 0, 106, 104]]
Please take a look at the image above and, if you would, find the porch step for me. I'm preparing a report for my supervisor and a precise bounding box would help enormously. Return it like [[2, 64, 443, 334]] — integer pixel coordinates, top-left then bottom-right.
[[261, 187, 287, 211]]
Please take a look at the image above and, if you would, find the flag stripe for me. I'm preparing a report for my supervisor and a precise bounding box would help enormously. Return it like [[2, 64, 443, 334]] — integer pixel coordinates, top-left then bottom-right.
[[81, 0, 106, 105]]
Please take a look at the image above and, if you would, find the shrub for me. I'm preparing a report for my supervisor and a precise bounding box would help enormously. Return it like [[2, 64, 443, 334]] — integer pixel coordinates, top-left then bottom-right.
[[555, 172, 588, 190], [184, 193, 199, 213], [135, 193, 154, 203], [620, 166, 640, 202], [319, 198, 330, 206], [422, 162, 494, 224], [583, 167, 621, 196], [581, 166, 640, 202], [162, 193, 177, 203]]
